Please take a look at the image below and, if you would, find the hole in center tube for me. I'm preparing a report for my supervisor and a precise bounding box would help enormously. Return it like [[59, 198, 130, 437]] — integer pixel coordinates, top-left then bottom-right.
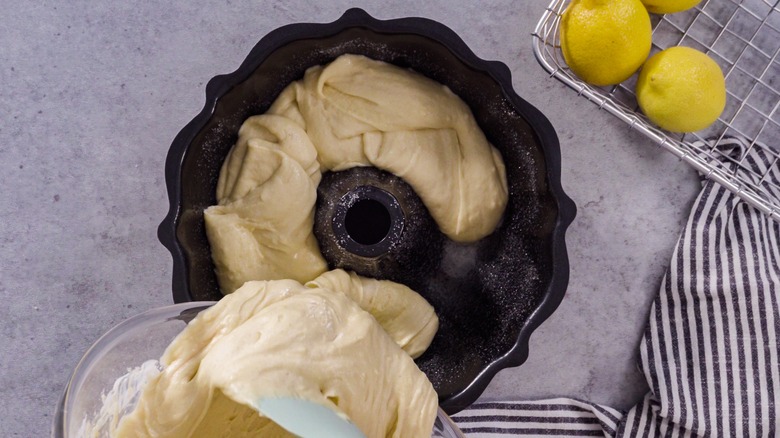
[[344, 199, 392, 245]]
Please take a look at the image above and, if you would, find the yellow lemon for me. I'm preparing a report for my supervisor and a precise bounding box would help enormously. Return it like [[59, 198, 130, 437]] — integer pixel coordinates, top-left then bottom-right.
[[560, 0, 652, 86], [640, 0, 701, 14], [636, 47, 726, 133]]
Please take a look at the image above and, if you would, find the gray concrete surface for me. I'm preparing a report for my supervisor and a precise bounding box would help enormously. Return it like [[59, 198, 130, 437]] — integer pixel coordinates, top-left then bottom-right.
[[0, 1, 701, 435]]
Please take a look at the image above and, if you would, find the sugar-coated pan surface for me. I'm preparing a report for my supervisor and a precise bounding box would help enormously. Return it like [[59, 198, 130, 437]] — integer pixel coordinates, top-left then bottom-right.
[[158, 8, 576, 414]]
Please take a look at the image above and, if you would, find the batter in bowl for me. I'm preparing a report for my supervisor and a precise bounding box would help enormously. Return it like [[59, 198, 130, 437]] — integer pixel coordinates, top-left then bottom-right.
[[109, 271, 439, 437]]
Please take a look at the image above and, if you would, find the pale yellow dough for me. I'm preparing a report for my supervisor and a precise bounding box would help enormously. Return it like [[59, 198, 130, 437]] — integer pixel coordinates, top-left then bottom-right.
[[204, 115, 328, 293], [292, 54, 508, 241], [206, 54, 508, 294], [114, 273, 439, 438], [307, 269, 438, 358]]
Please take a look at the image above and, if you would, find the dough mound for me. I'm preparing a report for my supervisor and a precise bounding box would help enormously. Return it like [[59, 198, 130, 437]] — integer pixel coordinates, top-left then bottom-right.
[[307, 269, 438, 358], [204, 115, 327, 293], [206, 54, 508, 294]]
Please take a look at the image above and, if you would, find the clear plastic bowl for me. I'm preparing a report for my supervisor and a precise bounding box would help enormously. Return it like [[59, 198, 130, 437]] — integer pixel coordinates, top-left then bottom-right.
[[52, 302, 464, 438]]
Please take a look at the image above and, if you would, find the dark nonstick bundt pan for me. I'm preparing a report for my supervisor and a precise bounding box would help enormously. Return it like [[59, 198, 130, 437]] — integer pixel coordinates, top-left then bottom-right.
[[157, 8, 576, 414]]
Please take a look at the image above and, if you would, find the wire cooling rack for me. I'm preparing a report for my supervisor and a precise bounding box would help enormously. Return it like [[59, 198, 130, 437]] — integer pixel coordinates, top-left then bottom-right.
[[533, 0, 780, 222]]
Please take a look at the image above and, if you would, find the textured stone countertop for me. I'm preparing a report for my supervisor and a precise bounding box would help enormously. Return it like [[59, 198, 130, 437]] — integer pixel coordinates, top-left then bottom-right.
[[0, 1, 701, 435]]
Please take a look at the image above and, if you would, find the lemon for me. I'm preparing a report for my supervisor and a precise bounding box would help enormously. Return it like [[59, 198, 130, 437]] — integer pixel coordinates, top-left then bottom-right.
[[640, 0, 701, 14], [560, 0, 652, 86], [636, 47, 726, 133]]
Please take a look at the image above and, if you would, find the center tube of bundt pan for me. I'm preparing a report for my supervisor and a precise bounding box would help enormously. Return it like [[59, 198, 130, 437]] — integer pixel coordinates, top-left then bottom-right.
[[333, 185, 405, 258]]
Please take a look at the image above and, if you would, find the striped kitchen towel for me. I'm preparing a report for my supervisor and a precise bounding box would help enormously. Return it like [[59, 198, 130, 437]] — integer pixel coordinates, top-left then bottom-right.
[[453, 137, 780, 437]]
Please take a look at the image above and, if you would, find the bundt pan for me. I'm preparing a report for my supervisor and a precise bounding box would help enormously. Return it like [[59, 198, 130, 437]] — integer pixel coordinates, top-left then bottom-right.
[[158, 8, 576, 414]]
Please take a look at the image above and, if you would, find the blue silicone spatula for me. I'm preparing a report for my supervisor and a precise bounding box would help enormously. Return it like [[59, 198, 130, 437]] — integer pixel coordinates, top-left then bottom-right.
[[255, 397, 367, 438]]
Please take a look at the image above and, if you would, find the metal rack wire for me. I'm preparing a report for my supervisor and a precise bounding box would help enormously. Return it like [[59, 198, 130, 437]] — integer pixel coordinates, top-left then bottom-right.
[[533, 0, 780, 222]]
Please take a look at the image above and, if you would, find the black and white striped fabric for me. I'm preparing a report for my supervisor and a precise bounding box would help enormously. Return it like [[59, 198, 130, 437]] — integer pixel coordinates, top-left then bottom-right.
[[453, 137, 780, 437]]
